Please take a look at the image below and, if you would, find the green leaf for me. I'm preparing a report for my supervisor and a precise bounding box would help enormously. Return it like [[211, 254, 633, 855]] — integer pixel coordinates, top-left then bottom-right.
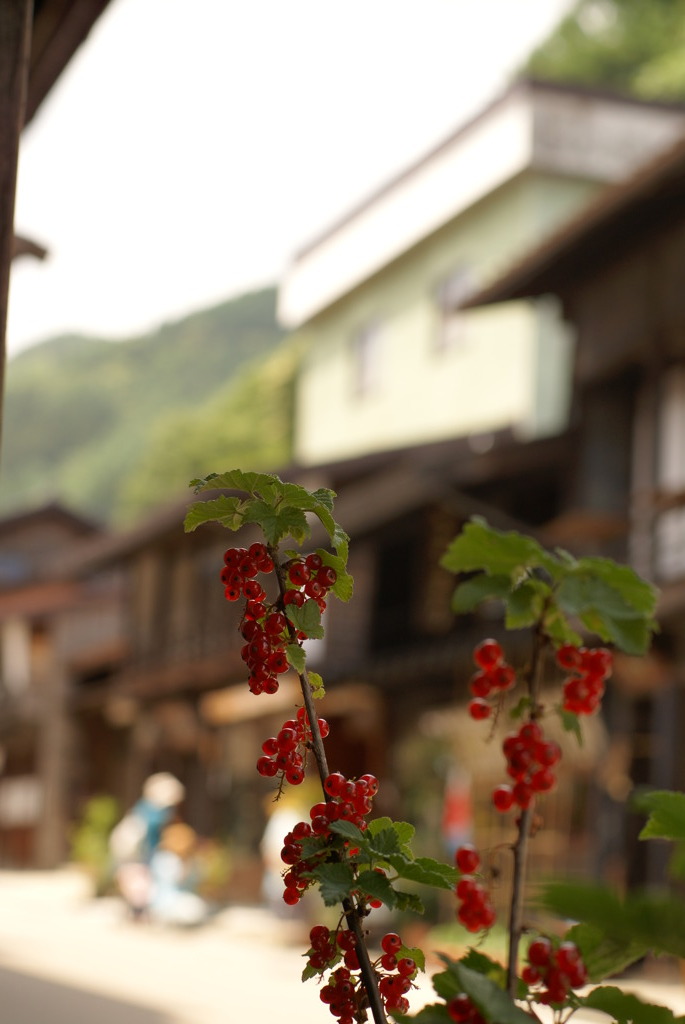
[[355, 868, 398, 908], [285, 644, 306, 674], [580, 986, 685, 1024], [242, 499, 309, 546], [542, 605, 583, 647], [394, 890, 425, 914], [314, 862, 356, 906], [285, 600, 325, 639], [366, 827, 405, 859], [557, 569, 657, 655], [307, 670, 325, 698], [329, 820, 367, 845], [450, 574, 511, 614], [318, 550, 354, 602], [368, 818, 416, 847], [557, 707, 583, 746], [390, 856, 458, 890], [635, 790, 685, 841], [191, 469, 285, 497], [575, 557, 659, 618], [541, 882, 685, 960], [505, 578, 551, 629], [400, 944, 427, 973], [184, 496, 248, 532], [460, 949, 508, 987], [434, 960, 532, 1024], [440, 518, 560, 581], [566, 923, 647, 983]]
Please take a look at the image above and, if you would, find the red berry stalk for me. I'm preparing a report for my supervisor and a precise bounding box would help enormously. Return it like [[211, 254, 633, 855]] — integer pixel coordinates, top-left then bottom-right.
[[268, 546, 390, 1024]]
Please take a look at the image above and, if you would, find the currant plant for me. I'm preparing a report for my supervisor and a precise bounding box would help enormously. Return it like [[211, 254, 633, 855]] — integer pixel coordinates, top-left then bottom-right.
[[185, 470, 458, 1024], [186, 475, 666, 1024]]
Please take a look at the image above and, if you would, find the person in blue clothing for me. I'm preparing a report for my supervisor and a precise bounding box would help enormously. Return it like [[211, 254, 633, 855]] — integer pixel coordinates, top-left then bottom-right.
[[110, 772, 186, 919]]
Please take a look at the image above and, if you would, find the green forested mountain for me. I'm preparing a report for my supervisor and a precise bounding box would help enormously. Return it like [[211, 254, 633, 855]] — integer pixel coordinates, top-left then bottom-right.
[[525, 0, 685, 101], [1, 287, 291, 524]]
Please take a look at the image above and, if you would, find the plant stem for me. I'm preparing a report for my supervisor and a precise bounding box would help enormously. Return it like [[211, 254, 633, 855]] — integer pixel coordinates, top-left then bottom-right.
[[271, 547, 388, 1024], [506, 628, 547, 997]]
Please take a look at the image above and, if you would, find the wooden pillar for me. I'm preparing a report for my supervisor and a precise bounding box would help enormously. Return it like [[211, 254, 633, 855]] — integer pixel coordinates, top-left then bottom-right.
[[0, 1, 33, 442]]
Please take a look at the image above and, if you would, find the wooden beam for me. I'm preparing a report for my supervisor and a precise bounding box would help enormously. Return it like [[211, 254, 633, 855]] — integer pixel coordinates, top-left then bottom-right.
[[0, 0, 33, 450]]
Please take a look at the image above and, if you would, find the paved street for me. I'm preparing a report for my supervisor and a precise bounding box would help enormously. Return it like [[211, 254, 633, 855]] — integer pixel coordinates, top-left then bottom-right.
[[0, 869, 684, 1024]]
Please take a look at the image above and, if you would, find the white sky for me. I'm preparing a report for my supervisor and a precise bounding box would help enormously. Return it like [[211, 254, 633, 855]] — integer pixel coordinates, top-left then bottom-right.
[[7, 0, 575, 357]]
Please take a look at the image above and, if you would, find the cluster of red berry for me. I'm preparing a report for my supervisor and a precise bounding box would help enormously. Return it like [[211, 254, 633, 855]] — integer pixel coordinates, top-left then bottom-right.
[[491, 720, 562, 813], [220, 546, 337, 696], [454, 844, 496, 933], [311, 929, 416, 1022], [220, 542, 274, 601], [446, 993, 485, 1024], [285, 554, 338, 613], [522, 936, 587, 1004], [556, 644, 613, 716], [256, 707, 330, 785], [279, 773, 379, 906], [467, 639, 516, 720]]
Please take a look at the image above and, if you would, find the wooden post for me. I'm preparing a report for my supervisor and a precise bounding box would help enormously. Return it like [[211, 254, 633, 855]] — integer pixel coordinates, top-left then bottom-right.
[[0, 0, 33, 444]]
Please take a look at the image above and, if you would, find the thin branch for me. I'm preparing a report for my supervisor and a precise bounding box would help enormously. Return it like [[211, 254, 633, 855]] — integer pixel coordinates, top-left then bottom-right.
[[271, 546, 388, 1024], [506, 626, 547, 997]]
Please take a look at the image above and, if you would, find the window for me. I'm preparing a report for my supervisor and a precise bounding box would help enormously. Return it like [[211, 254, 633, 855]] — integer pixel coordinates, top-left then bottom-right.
[[435, 266, 473, 352], [351, 321, 382, 397], [655, 364, 685, 579]]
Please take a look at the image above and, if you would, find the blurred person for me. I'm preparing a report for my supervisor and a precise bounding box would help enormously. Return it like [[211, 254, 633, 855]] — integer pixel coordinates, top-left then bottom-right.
[[148, 822, 208, 926], [109, 772, 185, 919]]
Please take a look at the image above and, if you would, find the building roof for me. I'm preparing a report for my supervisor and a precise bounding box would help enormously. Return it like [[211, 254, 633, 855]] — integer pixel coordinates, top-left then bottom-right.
[[462, 130, 685, 308], [27, 0, 112, 126], [278, 78, 685, 329]]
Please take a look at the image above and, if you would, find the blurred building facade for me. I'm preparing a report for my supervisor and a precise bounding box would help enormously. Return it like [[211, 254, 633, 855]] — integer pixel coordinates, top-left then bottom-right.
[[280, 79, 685, 466]]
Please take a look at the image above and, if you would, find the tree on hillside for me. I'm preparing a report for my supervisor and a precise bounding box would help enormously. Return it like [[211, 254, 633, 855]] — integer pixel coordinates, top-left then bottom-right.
[[524, 0, 685, 101]]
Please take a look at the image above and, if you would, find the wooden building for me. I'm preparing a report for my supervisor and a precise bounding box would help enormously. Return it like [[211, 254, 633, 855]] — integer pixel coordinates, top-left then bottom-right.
[[464, 131, 685, 887]]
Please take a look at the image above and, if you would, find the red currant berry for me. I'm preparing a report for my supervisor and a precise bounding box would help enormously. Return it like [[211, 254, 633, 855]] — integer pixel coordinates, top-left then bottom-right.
[[455, 844, 480, 874], [468, 698, 491, 720], [492, 784, 515, 812], [528, 937, 553, 967], [473, 638, 503, 670], [380, 932, 402, 954]]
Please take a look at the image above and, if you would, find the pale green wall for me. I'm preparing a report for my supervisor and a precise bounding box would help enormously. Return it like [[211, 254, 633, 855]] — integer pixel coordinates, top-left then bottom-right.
[[293, 171, 597, 466]]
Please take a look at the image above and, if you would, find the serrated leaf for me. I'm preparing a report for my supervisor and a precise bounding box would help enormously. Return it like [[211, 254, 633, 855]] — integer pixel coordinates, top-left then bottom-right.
[[368, 818, 416, 847], [460, 949, 507, 986], [565, 923, 647, 983], [307, 670, 325, 698], [450, 574, 511, 614], [366, 827, 405, 859], [580, 986, 685, 1024], [329, 820, 367, 845], [356, 869, 398, 908], [314, 862, 356, 906], [285, 644, 306, 674], [391, 856, 458, 890], [635, 790, 685, 841], [576, 557, 658, 618], [394, 890, 425, 914], [543, 605, 583, 647], [184, 496, 248, 532], [541, 882, 685, 960], [557, 570, 657, 655], [242, 500, 310, 546], [286, 600, 325, 639], [505, 579, 550, 629], [192, 469, 285, 497], [441, 518, 560, 581], [453, 963, 532, 1024]]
